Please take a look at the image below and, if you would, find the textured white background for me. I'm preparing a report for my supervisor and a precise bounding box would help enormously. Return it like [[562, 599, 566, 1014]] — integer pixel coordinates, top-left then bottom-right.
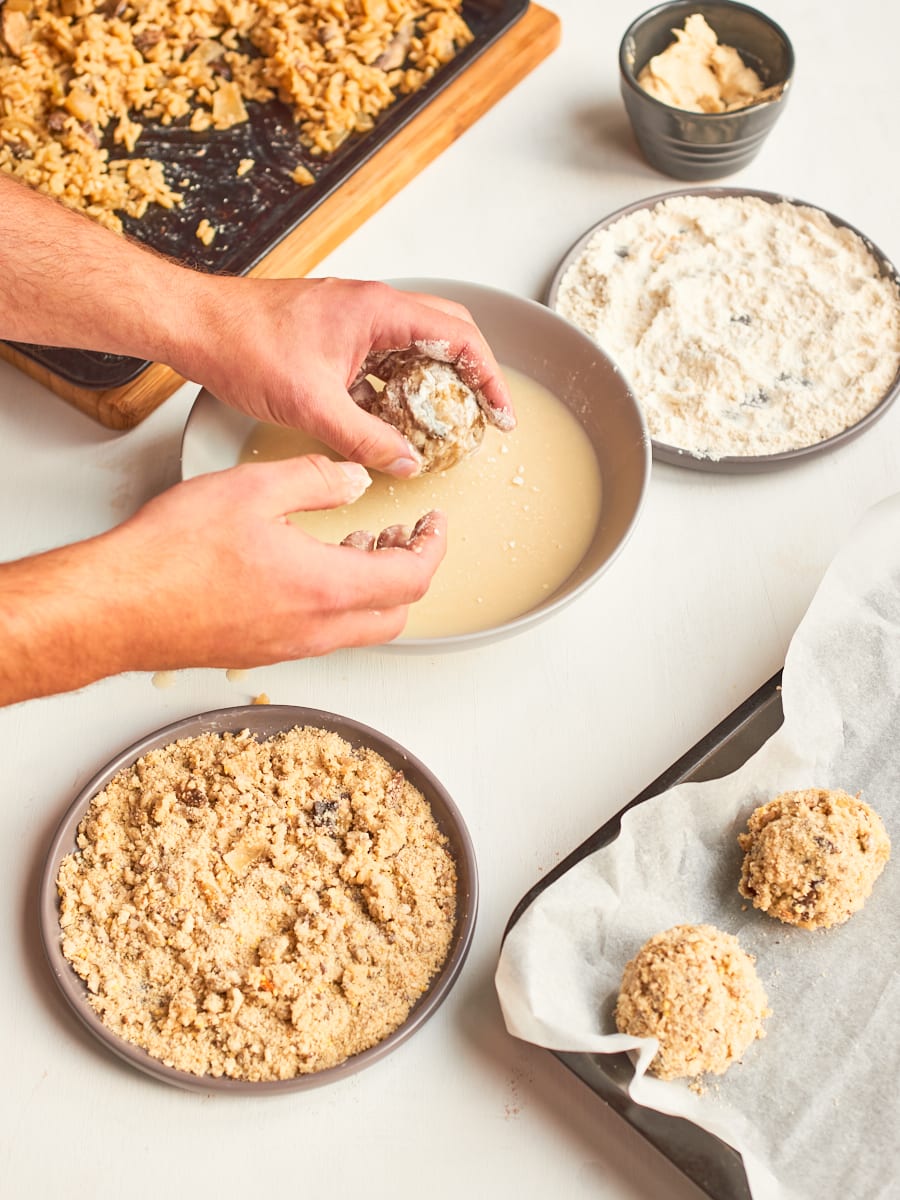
[[1, 2, 898, 1198]]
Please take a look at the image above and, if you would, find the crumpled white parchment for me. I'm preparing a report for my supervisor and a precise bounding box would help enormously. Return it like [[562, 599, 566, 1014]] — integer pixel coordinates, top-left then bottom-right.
[[496, 492, 900, 1200]]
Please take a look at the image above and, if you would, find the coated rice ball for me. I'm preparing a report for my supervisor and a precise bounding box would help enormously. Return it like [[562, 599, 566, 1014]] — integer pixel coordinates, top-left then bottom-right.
[[352, 350, 486, 472], [614, 923, 769, 1080]]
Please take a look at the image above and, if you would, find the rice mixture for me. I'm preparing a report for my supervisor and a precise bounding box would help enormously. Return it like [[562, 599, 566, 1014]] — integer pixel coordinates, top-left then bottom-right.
[[57, 726, 457, 1081], [555, 194, 900, 459], [0, 0, 473, 231]]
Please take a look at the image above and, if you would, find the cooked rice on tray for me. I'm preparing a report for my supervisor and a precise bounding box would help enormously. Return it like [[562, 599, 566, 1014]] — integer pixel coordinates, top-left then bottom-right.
[[0, 0, 473, 232]]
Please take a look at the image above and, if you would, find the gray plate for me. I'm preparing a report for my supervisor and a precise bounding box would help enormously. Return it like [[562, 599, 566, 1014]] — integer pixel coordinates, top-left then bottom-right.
[[40, 705, 478, 1094], [547, 187, 900, 473]]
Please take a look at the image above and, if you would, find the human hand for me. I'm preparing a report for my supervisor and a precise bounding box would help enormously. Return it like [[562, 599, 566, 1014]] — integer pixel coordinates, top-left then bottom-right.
[[97, 456, 447, 667], [0, 180, 512, 479], [183, 275, 514, 477]]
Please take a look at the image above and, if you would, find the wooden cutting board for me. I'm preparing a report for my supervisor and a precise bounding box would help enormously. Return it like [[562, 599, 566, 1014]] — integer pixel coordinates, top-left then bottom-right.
[[1, 4, 560, 431]]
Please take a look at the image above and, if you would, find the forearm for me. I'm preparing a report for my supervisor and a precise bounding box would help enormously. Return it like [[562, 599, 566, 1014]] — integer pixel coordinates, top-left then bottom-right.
[[0, 457, 447, 707], [0, 534, 149, 706], [0, 174, 218, 372]]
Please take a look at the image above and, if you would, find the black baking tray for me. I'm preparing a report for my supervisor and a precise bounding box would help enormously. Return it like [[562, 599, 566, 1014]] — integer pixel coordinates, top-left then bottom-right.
[[504, 670, 785, 1200], [5, 0, 527, 390]]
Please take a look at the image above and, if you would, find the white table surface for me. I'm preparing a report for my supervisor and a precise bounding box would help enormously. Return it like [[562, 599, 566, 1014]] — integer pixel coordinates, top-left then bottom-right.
[[2, 2, 897, 1197]]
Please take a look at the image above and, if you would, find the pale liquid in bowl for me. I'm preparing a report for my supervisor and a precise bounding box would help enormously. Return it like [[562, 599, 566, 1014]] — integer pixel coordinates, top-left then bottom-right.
[[239, 367, 602, 638]]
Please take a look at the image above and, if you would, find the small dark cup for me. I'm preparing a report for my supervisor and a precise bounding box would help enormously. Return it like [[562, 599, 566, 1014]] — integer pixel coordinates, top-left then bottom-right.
[[619, 1, 794, 180]]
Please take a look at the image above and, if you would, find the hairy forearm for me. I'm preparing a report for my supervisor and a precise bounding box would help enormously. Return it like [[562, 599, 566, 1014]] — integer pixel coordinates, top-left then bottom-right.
[[0, 535, 150, 706], [0, 174, 219, 373], [0, 455, 448, 706]]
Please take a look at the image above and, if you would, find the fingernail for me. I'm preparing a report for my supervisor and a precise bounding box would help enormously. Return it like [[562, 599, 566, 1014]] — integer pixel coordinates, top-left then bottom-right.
[[412, 512, 440, 538], [341, 529, 376, 551], [489, 402, 516, 432], [376, 524, 412, 549], [385, 456, 420, 478], [339, 462, 372, 499]]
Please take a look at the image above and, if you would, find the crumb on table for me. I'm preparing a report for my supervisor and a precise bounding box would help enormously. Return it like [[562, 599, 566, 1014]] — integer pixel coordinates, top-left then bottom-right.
[[195, 217, 216, 246]]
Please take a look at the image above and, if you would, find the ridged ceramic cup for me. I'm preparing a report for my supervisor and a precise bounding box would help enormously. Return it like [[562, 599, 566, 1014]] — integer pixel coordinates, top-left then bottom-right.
[[619, 1, 794, 180]]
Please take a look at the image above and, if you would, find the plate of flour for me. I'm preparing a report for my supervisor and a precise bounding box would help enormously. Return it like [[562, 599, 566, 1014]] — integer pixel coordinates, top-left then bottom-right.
[[549, 188, 900, 472]]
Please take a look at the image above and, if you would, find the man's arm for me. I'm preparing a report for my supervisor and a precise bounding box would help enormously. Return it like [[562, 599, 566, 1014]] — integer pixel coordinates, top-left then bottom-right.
[[0, 175, 514, 474], [0, 457, 446, 707], [0, 174, 198, 368], [0, 175, 509, 705]]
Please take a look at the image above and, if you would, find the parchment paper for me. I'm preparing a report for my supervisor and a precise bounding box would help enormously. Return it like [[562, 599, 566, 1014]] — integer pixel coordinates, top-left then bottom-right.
[[496, 492, 900, 1200]]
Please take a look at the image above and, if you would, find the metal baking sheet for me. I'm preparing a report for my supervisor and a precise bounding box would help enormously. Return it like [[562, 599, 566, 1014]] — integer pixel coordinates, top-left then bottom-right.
[[504, 670, 785, 1200], [5, 0, 527, 390], [546, 187, 900, 473]]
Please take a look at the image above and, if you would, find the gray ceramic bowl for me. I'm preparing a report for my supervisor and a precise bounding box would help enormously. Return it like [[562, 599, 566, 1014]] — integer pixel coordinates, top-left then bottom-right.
[[181, 279, 650, 651], [619, 1, 794, 180], [40, 705, 478, 1094]]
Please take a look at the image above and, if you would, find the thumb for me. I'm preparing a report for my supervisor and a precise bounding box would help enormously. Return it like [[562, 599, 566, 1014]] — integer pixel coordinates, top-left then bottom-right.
[[312, 388, 421, 478], [237, 455, 373, 516]]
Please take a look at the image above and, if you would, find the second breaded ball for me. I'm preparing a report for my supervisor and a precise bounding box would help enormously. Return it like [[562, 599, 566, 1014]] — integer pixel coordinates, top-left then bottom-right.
[[738, 787, 890, 929]]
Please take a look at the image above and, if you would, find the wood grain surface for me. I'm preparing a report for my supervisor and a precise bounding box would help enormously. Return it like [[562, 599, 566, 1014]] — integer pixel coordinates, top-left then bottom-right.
[[1, 3, 560, 431]]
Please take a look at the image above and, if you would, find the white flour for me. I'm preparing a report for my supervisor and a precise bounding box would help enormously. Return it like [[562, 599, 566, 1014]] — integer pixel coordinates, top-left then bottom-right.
[[554, 195, 900, 459]]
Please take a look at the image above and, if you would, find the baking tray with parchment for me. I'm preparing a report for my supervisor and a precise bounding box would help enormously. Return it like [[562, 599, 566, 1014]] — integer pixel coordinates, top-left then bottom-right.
[[3, 0, 549, 406], [504, 671, 785, 1200]]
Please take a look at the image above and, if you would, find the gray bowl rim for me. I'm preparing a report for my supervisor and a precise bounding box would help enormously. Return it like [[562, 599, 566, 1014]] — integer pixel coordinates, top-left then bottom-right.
[[181, 277, 651, 647], [547, 187, 900, 474], [39, 704, 478, 1095], [618, 0, 796, 116]]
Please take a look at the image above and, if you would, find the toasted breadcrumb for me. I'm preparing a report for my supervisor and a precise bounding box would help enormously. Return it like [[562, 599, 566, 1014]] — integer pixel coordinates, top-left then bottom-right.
[[195, 217, 216, 246], [57, 726, 457, 1081]]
